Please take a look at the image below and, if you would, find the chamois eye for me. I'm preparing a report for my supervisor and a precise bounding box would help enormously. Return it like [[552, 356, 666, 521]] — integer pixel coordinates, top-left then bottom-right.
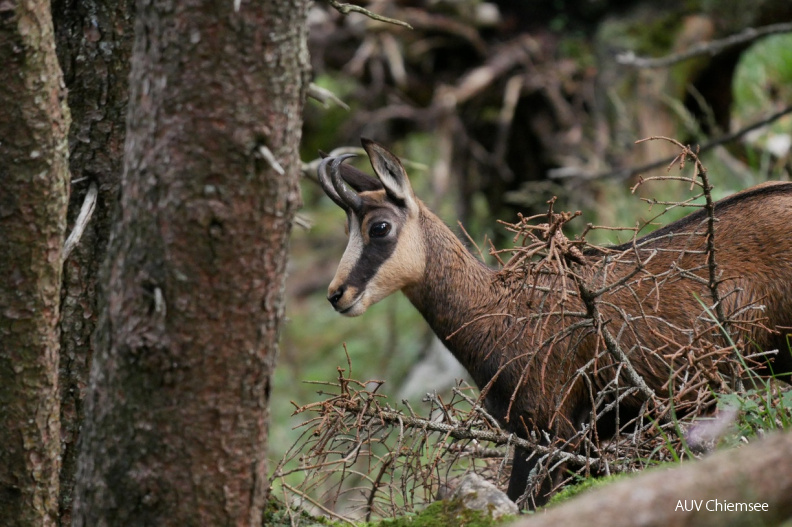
[[369, 221, 391, 238]]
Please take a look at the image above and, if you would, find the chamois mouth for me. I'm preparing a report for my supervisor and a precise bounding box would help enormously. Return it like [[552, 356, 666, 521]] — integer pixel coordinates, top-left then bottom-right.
[[336, 295, 365, 316]]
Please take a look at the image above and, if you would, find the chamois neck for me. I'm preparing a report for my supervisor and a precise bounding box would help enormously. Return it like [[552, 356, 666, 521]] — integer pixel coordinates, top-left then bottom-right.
[[402, 205, 508, 379]]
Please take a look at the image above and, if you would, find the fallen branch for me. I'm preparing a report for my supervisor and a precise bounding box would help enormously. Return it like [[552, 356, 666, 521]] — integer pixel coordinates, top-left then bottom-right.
[[295, 393, 604, 470]]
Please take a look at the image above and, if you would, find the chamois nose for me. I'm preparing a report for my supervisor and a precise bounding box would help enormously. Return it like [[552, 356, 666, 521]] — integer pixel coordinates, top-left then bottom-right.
[[328, 286, 345, 308]]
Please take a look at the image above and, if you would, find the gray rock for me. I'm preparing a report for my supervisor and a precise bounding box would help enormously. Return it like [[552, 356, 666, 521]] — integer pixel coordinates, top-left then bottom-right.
[[447, 473, 519, 520]]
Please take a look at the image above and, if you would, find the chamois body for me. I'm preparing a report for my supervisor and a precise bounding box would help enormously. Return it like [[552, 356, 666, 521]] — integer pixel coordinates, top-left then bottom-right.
[[409, 184, 792, 428], [403, 185, 792, 505], [318, 140, 792, 507]]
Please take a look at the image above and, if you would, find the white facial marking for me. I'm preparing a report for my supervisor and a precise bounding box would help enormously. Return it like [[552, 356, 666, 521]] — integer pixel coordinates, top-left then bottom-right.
[[329, 214, 366, 316]]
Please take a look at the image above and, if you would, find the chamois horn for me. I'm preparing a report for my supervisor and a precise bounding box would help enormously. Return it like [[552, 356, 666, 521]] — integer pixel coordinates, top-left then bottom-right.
[[319, 154, 362, 212], [317, 156, 346, 210]]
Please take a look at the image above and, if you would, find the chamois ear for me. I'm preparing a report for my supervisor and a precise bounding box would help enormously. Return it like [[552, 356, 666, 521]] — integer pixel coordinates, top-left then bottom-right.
[[361, 138, 418, 211], [340, 163, 384, 193]]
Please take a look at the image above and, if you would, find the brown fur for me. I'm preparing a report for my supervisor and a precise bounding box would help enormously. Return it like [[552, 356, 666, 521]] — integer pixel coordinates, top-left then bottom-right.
[[403, 186, 792, 506], [321, 142, 792, 508]]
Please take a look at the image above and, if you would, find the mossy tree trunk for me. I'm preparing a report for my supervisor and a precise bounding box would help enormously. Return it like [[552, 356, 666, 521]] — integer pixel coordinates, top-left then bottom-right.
[[72, 0, 309, 525], [51, 2, 134, 523], [0, 0, 71, 525]]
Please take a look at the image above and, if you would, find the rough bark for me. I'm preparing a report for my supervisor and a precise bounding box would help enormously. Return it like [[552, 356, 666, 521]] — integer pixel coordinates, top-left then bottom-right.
[[0, 0, 71, 525], [51, 2, 134, 523], [511, 431, 792, 527], [72, 0, 309, 525]]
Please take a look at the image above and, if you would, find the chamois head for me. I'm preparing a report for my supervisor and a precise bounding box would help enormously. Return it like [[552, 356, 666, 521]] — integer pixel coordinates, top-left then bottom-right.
[[319, 139, 426, 317]]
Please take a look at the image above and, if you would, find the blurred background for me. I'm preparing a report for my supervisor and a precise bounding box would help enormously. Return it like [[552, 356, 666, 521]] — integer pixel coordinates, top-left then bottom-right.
[[272, 0, 792, 470]]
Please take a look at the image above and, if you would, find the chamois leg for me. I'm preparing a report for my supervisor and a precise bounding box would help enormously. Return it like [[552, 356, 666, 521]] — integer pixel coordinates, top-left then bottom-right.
[[507, 446, 561, 509], [768, 337, 792, 384], [507, 446, 531, 505]]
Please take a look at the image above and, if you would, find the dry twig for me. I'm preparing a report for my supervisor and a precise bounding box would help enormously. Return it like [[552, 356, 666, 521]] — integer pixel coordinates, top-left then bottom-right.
[[327, 0, 413, 30]]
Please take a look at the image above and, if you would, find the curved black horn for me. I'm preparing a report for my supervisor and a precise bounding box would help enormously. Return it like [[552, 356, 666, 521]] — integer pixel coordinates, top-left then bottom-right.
[[329, 154, 362, 212], [318, 157, 348, 210]]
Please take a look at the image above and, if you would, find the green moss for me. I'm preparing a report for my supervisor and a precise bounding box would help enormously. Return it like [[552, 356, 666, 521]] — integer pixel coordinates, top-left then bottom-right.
[[368, 499, 514, 527], [263, 497, 515, 527], [545, 473, 632, 507]]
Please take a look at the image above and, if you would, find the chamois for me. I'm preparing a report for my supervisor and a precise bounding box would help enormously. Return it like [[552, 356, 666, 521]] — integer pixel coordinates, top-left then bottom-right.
[[317, 139, 792, 507]]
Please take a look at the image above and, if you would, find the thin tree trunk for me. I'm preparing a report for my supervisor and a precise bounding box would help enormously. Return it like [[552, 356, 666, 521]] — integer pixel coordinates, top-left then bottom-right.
[[0, 0, 71, 525], [73, 0, 309, 525], [51, 2, 134, 523]]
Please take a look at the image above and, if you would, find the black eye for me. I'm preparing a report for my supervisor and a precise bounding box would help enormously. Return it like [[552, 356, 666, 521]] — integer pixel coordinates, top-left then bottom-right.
[[369, 222, 391, 238]]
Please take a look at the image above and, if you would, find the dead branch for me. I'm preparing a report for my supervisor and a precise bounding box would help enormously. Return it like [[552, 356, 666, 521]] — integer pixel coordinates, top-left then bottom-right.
[[434, 35, 538, 107], [577, 278, 663, 409], [633, 137, 742, 390], [288, 388, 602, 469], [617, 22, 792, 69], [307, 82, 351, 110], [550, 105, 792, 181], [327, 0, 413, 30]]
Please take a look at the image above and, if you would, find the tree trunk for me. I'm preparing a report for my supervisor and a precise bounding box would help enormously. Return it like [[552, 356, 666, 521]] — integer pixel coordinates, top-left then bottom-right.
[[51, 1, 134, 523], [72, 0, 309, 525], [0, 0, 71, 525]]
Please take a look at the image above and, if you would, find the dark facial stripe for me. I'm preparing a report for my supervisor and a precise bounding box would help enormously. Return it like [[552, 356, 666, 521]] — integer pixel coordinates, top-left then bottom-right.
[[343, 204, 405, 292], [345, 233, 398, 292]]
